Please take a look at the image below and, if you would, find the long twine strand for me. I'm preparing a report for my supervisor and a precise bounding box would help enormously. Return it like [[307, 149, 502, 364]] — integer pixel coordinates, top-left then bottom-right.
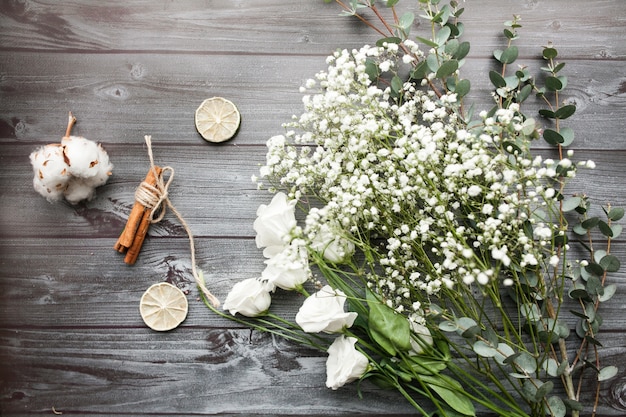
[[134, 135, 220, 307]]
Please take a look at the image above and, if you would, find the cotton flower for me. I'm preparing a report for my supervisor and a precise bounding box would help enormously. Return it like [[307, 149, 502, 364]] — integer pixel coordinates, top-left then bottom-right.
[[30, 135, 113, 204], [325, 335, 369, 390]]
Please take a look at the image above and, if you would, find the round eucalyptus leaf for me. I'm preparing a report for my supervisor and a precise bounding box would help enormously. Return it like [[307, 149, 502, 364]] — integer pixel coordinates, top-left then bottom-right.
[[473, 340, 497, 358]]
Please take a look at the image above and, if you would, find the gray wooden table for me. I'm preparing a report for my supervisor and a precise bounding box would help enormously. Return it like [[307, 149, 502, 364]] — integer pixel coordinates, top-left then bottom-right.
[[1, 1, 625, 415]]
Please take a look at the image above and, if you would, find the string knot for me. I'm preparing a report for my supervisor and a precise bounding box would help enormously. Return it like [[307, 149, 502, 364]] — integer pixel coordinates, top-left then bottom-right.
[[138, 135, 220, 308]]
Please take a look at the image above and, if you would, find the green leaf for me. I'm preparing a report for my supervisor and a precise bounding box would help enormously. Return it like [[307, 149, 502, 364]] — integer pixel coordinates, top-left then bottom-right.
[[426, 53, 440, 73], [368, 296, 411, 356], [422, 374, 476, 416], [598, 365, 618, 381], [503, 28, 516, 39], [598, 220, 614, 237], [555, 104, 576, 119], [455, 79, 471, 97], [410, 60, 429, 80], [560, 127, 575, 146], [439, 320, 458, 332], [489, 70, 506, 88], [535, 380, 554, 401], [543, 128, 564, 145], [608, 207, 625, 221], [391, 75, 404, 95], [598, 283, 617, 302], [398, 12, 414, 32], [517, 84, 532, 103], [407, 355, 448, 376], [600, 254, 620, 272], [562, 196, 582, 212], [414, 35, 439, 49], [539, 109, 556, 119], [499, 45, 519, 64], [543, 47, 558, 59], [473, 340, 497, 358], [542, 358, 560, 377], [365, 58, 380, 82], [445, 39, 460, 56], [582, 217, 600, 229], [513, 351, 537, 374], [545, 76, 563, 91], [386, 0, 400, 7], [456, 317, 478, 338], [521, 303, 541, 321], [611, 224, 623, 238], [436, 59, 458, 79], [455, 41, 470, 60], [569, 288, 592, 302], [435, 26, 452, 46], [547, 396, 566, 417], [376, 36, 402, 47], [494, 343, 515, 365]]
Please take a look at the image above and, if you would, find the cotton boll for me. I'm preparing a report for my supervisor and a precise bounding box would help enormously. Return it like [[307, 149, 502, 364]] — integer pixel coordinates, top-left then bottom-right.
[[29, 143, 71, 202], [81, 144, 113, 187], [30, 135, 113, 204], [61, 135, 103, 179], [64, 177, 97, 204]]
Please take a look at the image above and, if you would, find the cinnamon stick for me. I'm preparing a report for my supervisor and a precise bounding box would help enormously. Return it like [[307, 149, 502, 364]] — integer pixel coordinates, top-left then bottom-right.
[[114, 166, 162, 260], [124, 208, 152, 265]]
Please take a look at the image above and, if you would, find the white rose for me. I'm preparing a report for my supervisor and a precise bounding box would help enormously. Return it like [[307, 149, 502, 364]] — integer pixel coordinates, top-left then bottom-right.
[[254, 192, 297, 258], [261, 242, 310, 291], [223, 278, 274, 317], [409, 321, 433, 354], [295, 285, 357, 333], [309, 221, 355, 263], [325, 335, 369, 390]]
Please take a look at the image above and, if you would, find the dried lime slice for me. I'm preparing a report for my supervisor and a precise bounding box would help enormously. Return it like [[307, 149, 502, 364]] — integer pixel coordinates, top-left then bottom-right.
[[140, 282, 188, 331], [194, 97, 241, 143]]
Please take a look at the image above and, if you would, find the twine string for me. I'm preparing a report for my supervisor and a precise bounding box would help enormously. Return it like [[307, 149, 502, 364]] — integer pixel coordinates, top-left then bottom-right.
[[134, 135, 220, 307]]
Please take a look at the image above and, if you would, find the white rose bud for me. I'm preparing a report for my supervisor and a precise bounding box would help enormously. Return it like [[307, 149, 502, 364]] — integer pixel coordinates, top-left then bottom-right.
[[254, 192, 298, 258], [295, 285, 357, 333], [223, 278, 274, 317], [325, 335, 369, 390]]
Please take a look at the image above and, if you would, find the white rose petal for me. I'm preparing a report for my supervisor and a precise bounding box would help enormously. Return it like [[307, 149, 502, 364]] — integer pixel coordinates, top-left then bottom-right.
[[223, 278, 274, 317], [296, 285, 357, 333], [261, 243, 310, 290], [325, 335, 369, 390], [409, 321, 433, 354], [253, 192, 298, 257]]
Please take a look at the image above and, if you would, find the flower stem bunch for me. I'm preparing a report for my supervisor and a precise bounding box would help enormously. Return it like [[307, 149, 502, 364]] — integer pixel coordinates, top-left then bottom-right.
[[205, 1, 622, 416]]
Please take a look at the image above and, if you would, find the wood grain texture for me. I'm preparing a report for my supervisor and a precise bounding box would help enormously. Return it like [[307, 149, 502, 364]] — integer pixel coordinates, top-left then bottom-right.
[[1, 0, 625, 416]]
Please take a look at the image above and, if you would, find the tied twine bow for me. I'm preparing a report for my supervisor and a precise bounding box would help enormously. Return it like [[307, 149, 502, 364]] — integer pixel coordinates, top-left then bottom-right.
[[135, 135, 220, 307]]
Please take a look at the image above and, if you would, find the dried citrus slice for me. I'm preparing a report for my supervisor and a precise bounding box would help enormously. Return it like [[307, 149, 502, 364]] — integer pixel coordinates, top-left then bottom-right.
[[140, 282, 188, 331], [194, 97, 241, 143]]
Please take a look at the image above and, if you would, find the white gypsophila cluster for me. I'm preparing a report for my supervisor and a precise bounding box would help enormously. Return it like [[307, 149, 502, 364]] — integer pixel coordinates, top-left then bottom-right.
[[30, 135, 113, 204], [257, 44, 573, 316]]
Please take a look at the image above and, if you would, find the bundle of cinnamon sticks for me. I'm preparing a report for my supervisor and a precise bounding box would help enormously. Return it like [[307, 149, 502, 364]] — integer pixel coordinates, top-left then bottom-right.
[[114, 166, 162, 264]]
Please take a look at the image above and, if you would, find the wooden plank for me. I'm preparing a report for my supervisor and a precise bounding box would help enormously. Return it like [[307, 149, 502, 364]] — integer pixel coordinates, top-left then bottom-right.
[[0, 328, 625, 416], [0, 328, 423, 416], [0, 0, 624, 59], [1, 53, 625, 149]]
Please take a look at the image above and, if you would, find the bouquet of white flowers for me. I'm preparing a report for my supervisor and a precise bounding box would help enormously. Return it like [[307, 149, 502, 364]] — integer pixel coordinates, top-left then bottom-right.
[[202, 1, 622, 416]]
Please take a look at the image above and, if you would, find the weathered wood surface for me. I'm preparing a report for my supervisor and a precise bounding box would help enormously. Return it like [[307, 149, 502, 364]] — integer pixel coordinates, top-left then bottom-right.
[[1, 1, 625, 416]]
